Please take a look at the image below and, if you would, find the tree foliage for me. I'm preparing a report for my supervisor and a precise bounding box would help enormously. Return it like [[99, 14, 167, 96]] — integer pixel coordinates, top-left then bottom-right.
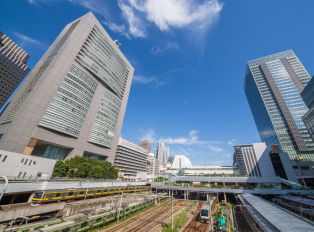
[[52, 156, 121, 179]]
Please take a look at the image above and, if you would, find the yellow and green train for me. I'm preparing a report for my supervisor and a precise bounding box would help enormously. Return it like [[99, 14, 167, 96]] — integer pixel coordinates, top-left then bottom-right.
[[32, 186, 150, 204]]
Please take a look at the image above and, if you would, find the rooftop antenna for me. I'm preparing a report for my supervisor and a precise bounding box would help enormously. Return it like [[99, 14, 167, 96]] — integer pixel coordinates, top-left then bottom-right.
[[114, 40, 121, 48]]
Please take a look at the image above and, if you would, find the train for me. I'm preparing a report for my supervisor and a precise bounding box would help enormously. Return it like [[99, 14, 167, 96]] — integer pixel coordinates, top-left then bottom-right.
[[199, 197, 217, 223], [8, 197, 159, 232], [32, 186, 150, 204]]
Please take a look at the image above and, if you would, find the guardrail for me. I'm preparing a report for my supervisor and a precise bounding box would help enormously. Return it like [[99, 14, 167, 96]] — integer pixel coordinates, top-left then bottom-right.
[[0, 176, 147, 183]]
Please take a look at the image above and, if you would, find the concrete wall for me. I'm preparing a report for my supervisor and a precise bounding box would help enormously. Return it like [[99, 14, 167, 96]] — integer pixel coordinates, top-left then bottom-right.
[[0, 150, 56, 178], [0, 202, 65, 222], [253, 143, 276, 177], [279, 152, 299, 183]]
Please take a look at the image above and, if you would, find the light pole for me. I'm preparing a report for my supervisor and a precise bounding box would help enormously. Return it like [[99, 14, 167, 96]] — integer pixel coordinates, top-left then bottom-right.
[[117, 191, 123, 222], [0, 176, 8, 202], [84, 180, 89, 201], [171, 190, 173, 230]]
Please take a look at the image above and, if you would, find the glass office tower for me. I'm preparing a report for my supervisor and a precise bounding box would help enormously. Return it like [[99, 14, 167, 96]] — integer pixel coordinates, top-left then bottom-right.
[[244, 50, 314, 161]]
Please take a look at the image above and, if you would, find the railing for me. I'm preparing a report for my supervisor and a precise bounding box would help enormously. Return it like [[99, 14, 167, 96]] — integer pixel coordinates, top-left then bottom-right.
[[0, 176, 147, 183]]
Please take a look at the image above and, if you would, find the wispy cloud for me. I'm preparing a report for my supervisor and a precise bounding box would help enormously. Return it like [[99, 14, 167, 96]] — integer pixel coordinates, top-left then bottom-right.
[[139, 128, 156, 142], [227, 139, 237, 145], [163, 130, 220, 145], [133, 75, 164, 85], [151, 42, 180, 55], [13, 32, 46, 49], [208, 145, 223, 152]]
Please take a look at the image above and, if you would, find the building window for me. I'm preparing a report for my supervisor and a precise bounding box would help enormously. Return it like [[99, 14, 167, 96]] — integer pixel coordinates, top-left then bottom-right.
[[2, 155, 7, 162], [23, 172, 26, 178], [21, 158, 24, 163], [29, 160, 32, 165], [18, 172, 22, 178], [24, 159, 28, 165]]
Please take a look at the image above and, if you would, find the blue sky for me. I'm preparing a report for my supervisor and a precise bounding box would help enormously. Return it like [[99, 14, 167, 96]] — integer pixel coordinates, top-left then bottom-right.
[[1, 0, 314, 166]]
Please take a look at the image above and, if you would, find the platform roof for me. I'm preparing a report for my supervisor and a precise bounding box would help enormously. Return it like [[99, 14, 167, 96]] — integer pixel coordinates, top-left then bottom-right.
[[280, 195, 314, 207], [242, 193, 314, 232]]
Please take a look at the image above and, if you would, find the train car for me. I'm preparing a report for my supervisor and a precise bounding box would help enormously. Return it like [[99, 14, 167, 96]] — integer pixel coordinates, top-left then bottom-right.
[[200, 202, 211, 223], [24, 198, 157, 232], [32, 186, 150, 204]]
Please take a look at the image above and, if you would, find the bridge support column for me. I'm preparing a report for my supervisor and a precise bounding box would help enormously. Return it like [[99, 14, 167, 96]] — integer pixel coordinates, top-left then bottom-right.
[[9, 194, 17, 204], [223, 182, 225, 187], [235, 182, 238, 186], [224, 192, 227, 203]]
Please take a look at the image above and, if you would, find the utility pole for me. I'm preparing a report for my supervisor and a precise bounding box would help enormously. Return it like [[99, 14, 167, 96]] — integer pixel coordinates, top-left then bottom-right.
[[117, 191, 123, 222], [171, 190, 174, 230]]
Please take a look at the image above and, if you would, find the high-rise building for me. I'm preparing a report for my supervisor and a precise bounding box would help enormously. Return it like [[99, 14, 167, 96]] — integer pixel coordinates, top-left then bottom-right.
[[244, 50, 314, 160], [165, 147, 169, 163], [301, 76, 314, 144], [0, 31, 30, 109], [0, 13, 134, 162], [139, 139, 152, 153], [155, 140, 167, 164], [114, 138, 148, 177]]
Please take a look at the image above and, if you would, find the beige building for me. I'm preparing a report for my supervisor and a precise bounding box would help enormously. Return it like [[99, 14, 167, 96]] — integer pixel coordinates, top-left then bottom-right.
[[0, 12, 134, 162]]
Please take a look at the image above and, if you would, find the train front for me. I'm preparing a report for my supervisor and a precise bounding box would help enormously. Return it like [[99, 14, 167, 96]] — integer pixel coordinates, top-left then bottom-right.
[[32, 191, 45, 204]]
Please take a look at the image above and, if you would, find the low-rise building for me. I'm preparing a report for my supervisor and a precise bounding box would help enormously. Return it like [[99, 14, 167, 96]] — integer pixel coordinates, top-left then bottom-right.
[[168, 155, 192, 169], [0, 150, 56, 179], [114, 138, 148, 177]]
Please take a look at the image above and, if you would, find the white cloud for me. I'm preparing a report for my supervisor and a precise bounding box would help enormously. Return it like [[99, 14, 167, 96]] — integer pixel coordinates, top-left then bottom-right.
[[223, 153, 231, 158], [163, 130, 220, 145], [13, 32, 46, 48], [151, 42, 179, 54], [118, 0, 146, 38], [208, 145, 223, 152], [139, 128, 156, 142], [133, 75, 164, 85], [227, 139, 237, 145], [127, 0, 223, 31]]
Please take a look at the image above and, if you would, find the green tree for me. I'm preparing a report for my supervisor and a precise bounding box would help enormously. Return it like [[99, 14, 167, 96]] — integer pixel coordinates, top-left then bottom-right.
[[74, 162, 92, 178], [52, 160, 67, 177], [88, 165, 105, 179]]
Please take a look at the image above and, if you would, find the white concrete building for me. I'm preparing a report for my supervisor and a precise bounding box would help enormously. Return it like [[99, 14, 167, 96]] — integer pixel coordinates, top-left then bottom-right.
[[168, 155, 192, 169], [147, 156, 160, 177], [0, 150, 56, 179]]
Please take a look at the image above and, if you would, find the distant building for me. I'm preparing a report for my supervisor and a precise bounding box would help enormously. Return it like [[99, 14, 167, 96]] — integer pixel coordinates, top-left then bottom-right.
[[155, 140, 167, 164], [244, 50, 314, 161], [114, 138, 148, 177], [147, 156, 159, 177], [0, 150, 56, 179], [233, 143, 276, 177], [0, 13, 134, 162], [165, 147, 169, 163], [0, 31, 30, 109], [139, 140, 152, 153], [168, 155, 192, 169], [301, 76, 314, 143]]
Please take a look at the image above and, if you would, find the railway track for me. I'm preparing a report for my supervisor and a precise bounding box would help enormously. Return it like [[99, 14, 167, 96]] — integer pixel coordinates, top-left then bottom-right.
[[128, 201, 187, 232], [184, 202, 208, 232], [234, 207, 253, 232], [103, 199, 172, 232]]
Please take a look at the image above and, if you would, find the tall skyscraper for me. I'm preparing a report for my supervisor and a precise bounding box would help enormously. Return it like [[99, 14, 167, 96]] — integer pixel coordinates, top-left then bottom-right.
[[244, 50, 314, 161], [155, 140, 167, 164], [0, 13, 134, 162], [301, 76, 314, 144], [165, 147, 169, 163], [139, 139, 152, 153], [0, 31, 30, 109]]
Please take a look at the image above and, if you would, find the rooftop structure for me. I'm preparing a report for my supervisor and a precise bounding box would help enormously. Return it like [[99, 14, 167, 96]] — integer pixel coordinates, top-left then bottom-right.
[[168, 155, 192, 169], [139, 140, 152, 153]]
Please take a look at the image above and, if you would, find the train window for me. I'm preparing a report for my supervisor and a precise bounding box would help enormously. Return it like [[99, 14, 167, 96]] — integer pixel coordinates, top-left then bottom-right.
[[62, 228, 70, 232], [90, 221, 93, 225], [81, 222, 88, 228], [62, 193, 67, 196], [96, 218, 102, 223], [34, 192, 43, 198], [68, 192, 74, 196], [97, 190, 101, 193], [79, 191, 84, 195], [56, 193, 61, 197]]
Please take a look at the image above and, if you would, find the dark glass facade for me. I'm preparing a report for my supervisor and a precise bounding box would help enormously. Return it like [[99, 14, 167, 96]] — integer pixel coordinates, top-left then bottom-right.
[[301, 76, 314, 108], [269, 153, 288, 179], [244, 50, 314, 160]]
